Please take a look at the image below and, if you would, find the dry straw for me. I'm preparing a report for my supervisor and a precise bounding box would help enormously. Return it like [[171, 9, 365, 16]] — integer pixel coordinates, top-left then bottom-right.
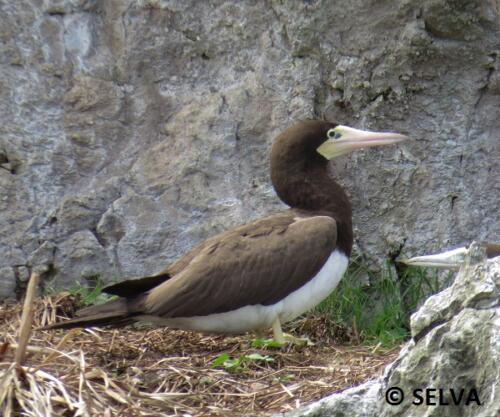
[[0, 281, 399, 416]]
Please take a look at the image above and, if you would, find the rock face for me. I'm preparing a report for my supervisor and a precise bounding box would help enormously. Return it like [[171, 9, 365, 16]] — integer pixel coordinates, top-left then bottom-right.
[[0, 0, 499, 295], [282, 242, 499, 417]]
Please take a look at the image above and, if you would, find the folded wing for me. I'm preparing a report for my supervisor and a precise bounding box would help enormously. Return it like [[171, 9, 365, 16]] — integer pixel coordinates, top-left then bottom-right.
[[144, 211, 338, 318]]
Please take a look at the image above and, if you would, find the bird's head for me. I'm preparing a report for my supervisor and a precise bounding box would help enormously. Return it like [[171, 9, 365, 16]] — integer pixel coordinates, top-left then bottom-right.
[[270, 120, 410, 255], [271, 120, 410, 166], [316, 124, 410, 159]]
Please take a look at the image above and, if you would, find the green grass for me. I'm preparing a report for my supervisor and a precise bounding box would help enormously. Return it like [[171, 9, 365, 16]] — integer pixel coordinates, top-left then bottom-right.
[[211, 352, 274, 373], [313, 255, 446, 347], [67, 276, 113, 308], [44, 275, 115, 309]]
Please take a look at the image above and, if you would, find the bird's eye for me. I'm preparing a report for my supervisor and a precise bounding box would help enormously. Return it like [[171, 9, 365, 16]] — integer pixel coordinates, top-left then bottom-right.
[[327, 129, 341, 140]]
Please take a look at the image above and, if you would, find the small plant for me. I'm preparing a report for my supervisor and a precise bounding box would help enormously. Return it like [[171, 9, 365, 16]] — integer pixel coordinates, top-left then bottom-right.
[[211, 352, 274, 373], [398, 265, 443, 312], [275, 374, 294, 384], [68, 276, 113, 308]]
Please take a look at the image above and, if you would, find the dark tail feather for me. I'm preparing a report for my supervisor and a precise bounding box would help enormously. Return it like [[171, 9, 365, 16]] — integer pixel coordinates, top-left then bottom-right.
[[39, 313, 136, 330], [39, 298, 139, 330]]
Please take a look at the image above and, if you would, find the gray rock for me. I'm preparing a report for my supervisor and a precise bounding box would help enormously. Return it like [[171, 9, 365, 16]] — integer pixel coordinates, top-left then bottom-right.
[[0, 267, 16, 299], [281, 379, 383, 417], [282, 243, 499, 417], [54, 230, 112, 286], [28, 241, 56, 274], [0, 0, 499, 296], [16, 266, 30, 283], [411, 243, 499, 339]]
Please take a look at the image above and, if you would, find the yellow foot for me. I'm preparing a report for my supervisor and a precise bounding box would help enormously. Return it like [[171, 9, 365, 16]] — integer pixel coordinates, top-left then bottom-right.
[[250, 318, 314, 347], [282, 333, 315, 347], [251, 332, 314, 348]]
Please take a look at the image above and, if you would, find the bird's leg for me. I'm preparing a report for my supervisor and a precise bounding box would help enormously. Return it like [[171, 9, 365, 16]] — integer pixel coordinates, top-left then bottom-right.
[[251, 318, 313, 348], [272, 318, 286, 344], [273, 317, 314, 347]]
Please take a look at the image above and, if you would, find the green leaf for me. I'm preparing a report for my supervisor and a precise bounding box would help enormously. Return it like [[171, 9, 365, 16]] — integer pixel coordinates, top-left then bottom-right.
[[211, 353, 230, 368], [223, 357, 244, 373], [277, 374, 294, 383], [245, 353, 274, 363]]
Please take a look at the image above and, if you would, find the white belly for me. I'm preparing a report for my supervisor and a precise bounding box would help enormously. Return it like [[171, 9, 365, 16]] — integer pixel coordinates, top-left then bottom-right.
[[148, 250, 349, 333]]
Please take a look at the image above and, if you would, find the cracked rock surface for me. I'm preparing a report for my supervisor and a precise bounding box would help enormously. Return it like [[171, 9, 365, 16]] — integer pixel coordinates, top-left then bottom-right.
[[281, 242, 499, 417], [0, 0, 499, 295]]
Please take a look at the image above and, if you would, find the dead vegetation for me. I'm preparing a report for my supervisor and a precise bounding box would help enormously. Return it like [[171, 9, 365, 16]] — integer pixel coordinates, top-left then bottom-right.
[[1, 285, 400, 416]]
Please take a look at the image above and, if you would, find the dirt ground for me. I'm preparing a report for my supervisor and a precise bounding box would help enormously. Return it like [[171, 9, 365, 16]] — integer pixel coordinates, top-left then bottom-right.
[[0, 293, 400, 416]]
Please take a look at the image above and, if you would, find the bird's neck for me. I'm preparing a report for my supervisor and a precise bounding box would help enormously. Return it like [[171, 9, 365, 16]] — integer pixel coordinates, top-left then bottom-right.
[[271, 162, 353, 256]]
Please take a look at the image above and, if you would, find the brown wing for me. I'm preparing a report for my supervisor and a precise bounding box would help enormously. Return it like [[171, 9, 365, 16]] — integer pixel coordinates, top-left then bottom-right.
[[143, 211, 338, 318]]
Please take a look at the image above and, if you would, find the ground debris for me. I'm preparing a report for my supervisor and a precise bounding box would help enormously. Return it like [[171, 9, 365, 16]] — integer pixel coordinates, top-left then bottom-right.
[[0, 294, 399, 416]]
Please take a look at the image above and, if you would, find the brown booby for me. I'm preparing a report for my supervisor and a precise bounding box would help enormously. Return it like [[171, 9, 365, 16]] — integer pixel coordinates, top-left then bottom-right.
[[43, 121, 409, 342], [401, 241, 500, 270]]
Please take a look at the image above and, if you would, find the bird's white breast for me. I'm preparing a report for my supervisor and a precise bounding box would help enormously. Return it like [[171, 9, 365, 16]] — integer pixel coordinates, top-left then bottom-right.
[[278, 250, 348, 322], [151, 250, 349, 334]]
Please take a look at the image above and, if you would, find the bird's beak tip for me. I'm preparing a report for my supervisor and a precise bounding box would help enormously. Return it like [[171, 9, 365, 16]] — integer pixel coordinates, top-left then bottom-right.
[[398, 247, 468, 270]]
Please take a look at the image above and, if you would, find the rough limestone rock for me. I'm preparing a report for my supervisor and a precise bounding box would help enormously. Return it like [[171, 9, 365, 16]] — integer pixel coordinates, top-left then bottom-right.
[[281, 242, 499, 417], [0, 0, 499, 295]]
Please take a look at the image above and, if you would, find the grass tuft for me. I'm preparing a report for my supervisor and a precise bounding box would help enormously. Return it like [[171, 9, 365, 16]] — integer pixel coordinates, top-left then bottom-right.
[[60, 276, 116, 309], [313, 255, 447, 347], [45, 275, 121, 309]]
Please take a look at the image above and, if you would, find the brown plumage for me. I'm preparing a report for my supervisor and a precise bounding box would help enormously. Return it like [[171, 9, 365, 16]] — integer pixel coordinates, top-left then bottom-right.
[[485, 242, 500, 259], [42, 120, 408, 337]]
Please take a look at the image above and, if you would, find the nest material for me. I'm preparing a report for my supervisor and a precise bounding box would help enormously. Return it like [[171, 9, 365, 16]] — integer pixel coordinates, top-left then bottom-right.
[[0, 292, 399, 416]]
